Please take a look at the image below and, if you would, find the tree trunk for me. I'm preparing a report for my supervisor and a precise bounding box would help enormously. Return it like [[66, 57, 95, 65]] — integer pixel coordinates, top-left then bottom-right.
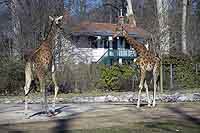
[[156, 0, 170, 92], [126, 0, 136, 26], [160, 56, 163, 93], [182, 0, 188, 54], [156, 0, 170, 54]]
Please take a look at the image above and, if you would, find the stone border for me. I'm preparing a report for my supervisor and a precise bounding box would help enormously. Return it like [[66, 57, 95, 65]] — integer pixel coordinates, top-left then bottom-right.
[[1, 92, 200, 104], [69, 93, 200, 103]]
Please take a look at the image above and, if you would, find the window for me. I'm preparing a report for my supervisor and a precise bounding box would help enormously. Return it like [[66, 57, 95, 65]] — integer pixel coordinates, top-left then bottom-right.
[[88, 36, 97, 48], [125, 39, 130, 49], [112, 38, 117, 49]]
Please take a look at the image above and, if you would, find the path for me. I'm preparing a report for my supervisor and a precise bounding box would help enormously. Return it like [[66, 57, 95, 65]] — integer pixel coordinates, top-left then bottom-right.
[[0, 103, 200, 132]]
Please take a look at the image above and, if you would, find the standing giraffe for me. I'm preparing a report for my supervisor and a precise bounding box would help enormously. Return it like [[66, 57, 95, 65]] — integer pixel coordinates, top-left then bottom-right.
[[113, 26, 160, 108], [24, 16, 63, 116]]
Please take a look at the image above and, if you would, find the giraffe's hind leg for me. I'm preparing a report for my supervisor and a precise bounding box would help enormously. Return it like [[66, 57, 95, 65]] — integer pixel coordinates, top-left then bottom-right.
[[39, 77, 48, 113], [24, 62, 32, 116], [144, 80, 151, 107], [152, 66, 159, 107]]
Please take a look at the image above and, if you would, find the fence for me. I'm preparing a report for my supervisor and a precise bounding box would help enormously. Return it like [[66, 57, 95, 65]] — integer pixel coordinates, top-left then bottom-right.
[[0, 56, 199, 95]]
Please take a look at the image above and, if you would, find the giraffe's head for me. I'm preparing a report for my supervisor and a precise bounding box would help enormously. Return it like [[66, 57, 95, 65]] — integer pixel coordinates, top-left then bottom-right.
[[49, 15, 63, 29], [113, 26, 128, 38]]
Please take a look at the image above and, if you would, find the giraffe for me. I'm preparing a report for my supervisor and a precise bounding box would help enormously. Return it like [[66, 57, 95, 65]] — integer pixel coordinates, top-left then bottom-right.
[[113, 26, 160, 108], [23, 15, 63, 116]]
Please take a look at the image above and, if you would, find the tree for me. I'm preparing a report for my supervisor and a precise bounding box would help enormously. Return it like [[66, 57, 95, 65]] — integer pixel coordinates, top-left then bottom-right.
[[9, 0, 64, 57], [182, 0, 188, 54], [156, 0, 170, 55], [126, 0, 136, 26]]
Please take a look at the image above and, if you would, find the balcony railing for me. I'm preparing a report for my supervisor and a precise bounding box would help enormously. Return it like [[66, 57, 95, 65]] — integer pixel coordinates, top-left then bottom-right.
[[97, 49, 137, 64], [108, 49, 136, 58]]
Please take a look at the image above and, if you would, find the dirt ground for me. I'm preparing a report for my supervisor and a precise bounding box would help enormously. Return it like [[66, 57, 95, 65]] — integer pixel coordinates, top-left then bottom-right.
[[0, 102, 200, 133]]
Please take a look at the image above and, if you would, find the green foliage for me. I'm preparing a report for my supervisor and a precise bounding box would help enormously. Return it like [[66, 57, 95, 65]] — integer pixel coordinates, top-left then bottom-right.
[[162, 55, 200, 89], [162, 54, 192, 65], [97, 64, 137, 91], [0, 57, 25, 95], [174, 63, 200, 89]]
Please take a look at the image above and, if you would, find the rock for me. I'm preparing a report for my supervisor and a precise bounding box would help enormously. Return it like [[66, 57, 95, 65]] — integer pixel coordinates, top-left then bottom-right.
[[165, 93, 180, 102], [177, 95, 188, 102], [5, 100, 11, 104], [16, 100, 23, 104], [193, 93, 200, 101], [1, 92, 200, 104], [128, 97, 137, 102], [105, 95, 119, 102], [95, 96, 106, 102], [178, 94, 194, 102], [71, 97, 85, 103]]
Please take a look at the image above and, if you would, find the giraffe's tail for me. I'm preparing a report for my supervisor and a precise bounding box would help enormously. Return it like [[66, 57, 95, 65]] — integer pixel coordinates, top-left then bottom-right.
[[24, 62, 33, 96]]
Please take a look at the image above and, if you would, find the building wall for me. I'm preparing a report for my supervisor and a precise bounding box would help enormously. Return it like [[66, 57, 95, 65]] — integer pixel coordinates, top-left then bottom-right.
[[68, 34, 140, 65], [75, 36, 90, 48]]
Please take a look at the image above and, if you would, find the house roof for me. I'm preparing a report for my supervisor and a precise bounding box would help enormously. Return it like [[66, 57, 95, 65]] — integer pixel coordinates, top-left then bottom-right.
[[72, 21, 150, 39]]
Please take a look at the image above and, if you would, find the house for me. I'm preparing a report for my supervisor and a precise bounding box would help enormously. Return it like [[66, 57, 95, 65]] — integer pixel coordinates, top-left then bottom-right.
[[69, 15, 149, 65], [57, 11, 150, 67]]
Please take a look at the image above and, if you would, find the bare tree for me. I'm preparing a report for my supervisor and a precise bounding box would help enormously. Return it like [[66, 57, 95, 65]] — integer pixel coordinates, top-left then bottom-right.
[[9, 0, 64, 57], [156, 0, 170, 55], [126, 0, 136, 26], [182, 0, 188, 54]]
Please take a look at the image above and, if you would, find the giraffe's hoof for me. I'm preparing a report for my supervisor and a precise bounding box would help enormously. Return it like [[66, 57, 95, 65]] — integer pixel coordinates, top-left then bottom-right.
[[24, 114, 31, 119], [136, 105, 140, 109], [152, 104, 156, 108], [147, 104, 151, 107], [47, 112, 54, 117], [25, 116, 31, 119], [24, 111, 31, 118], [47, 110, 57, 117]]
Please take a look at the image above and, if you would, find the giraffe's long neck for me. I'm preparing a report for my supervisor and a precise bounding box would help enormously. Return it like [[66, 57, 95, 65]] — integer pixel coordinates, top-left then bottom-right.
[[124, 32, 147, 56], [45, 22, 58, 49]]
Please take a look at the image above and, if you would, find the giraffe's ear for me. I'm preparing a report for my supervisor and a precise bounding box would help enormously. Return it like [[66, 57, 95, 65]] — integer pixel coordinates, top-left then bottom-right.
[[49, 16, 54, 21], [56, 16, 63, 21]]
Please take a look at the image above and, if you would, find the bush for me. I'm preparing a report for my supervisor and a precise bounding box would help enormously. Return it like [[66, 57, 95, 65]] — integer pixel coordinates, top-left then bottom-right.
[[97, 64, 138, 91], [0, 57, 25, 95], [162, 55, 200, 89], [175, 63, 200, 89]]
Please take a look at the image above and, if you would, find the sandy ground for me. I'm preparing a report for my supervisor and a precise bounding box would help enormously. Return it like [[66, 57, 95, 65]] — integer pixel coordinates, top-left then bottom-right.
[[0, 102, 200, 132]]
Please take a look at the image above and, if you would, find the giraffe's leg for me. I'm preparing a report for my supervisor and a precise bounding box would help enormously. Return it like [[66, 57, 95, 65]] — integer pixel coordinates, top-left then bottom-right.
[[144, 80, 151, 107], [24, 62, 32, 116], [39, 78, 48, 113], [137, 70, 146, 108], [152, 67, 159, 107], [52, 66, 59, 112]]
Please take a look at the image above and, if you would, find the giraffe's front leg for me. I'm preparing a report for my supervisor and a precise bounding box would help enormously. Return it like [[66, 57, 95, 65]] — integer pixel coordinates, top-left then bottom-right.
[[137, 70, 146, 108], [52, 70, 59, 113]]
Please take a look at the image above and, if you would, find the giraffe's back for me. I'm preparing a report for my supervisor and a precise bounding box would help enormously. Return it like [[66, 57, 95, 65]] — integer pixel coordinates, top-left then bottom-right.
[[136, 51, 160, 71]]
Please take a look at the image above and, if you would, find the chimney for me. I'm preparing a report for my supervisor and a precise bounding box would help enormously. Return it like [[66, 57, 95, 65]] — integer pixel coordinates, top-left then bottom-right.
[[118, 9, 124, 25]]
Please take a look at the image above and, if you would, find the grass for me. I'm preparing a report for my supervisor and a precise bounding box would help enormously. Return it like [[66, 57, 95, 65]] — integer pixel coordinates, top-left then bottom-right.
[[57, 120, 200, 133]]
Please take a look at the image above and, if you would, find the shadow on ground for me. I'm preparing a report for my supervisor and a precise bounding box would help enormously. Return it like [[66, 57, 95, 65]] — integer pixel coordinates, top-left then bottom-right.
[[0, 105, 95, 133]]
